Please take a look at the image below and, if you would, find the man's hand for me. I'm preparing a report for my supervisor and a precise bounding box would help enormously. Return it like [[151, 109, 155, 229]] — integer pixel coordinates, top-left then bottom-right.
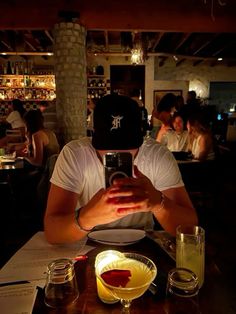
[[109, 166, 162, 214], [79, 166, 163, 230]]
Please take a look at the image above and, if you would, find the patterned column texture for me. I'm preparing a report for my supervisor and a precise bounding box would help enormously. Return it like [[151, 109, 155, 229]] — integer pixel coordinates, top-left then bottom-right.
[[53, 22, 87, 145]]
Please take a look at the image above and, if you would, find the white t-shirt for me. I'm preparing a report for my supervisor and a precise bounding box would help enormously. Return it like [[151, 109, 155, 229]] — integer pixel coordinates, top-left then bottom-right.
[[6, 111, 25, 129], [161, 130, 189, 152], [51, 137, 184, 230]]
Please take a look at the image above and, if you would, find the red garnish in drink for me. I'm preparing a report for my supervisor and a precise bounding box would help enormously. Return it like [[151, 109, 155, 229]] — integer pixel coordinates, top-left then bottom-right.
[[101, 269, 131, 287]]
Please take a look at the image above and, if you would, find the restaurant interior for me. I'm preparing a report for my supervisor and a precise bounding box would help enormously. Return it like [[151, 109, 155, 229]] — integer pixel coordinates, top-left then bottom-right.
[[0, 1, 236, 312]]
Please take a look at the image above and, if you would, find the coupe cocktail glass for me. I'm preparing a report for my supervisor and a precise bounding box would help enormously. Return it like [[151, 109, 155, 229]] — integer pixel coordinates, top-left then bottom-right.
[[95, 251, 157, 313]]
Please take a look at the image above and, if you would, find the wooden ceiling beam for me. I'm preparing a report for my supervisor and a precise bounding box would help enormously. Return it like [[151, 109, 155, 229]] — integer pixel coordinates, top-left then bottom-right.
[[44, 30, 54, 44], [25, 40, 37, 51], [212, 40, 236, 57], [151, 32, 164, 52], [193, 33, 219, 56], [0, 31, 14, 51], [0, 40, 13, 51], [0, 1, 236, 32], [0, 48, 234, 65], [174, 33, 191, 52]]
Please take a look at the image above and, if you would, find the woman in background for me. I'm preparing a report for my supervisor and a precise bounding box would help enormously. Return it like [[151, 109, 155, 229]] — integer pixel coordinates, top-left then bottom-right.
[[17, 110, 60, 167], [187, 113, 215, 161]]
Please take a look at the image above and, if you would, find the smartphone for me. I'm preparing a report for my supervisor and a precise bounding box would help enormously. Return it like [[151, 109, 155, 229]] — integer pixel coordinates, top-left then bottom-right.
[[103, 152, 133, 188]]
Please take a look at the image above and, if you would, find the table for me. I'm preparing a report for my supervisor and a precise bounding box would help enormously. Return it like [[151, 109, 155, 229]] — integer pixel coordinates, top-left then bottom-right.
[[0, 157, 42, 229], [33, 233, 234, 314], [0, 157, 24, 170]]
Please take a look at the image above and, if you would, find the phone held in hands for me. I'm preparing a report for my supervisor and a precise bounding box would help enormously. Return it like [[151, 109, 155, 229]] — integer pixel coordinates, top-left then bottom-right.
[[103, 152, 133, 188]]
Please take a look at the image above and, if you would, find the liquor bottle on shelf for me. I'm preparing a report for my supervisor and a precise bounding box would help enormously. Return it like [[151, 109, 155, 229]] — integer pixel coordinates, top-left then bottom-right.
[[3, 63, 7, 74], [18, 62, 23, 75], [15, 62, 19, 75], [7, 61, 12, 74], [10, 62, 15, 74]]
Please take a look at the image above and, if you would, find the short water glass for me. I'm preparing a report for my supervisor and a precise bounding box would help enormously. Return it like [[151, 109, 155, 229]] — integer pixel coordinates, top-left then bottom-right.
[[44, 258, 79, 308], [165, 267, 200, 314]]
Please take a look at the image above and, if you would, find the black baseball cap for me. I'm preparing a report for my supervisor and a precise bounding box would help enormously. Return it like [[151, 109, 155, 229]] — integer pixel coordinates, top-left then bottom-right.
[[92, 94, 143, 150]]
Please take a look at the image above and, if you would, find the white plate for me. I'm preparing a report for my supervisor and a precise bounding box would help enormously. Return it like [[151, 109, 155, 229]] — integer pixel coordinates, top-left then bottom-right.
[[87, 229, 146, 246]]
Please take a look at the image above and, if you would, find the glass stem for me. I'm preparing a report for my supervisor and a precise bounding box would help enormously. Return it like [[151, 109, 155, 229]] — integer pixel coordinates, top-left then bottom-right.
[[121, 299, 131, 313]]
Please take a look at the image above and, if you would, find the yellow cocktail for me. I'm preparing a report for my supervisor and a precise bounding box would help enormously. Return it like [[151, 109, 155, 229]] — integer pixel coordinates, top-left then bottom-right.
[[95, 251, 157, 311]]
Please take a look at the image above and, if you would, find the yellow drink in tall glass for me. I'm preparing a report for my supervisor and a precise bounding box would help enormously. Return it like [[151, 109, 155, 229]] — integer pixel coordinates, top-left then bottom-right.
[[176, 226, 205, 288], [176, 241, 204, 287]]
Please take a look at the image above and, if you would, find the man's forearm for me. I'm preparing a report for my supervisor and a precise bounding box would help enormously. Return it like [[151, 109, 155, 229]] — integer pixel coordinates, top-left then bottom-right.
[[44, 213, 86, 244], [152, 195, 198, 236]]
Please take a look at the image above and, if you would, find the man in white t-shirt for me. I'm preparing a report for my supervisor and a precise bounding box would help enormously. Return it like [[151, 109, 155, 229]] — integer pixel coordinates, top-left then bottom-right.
[[44, 94, 197, 244]]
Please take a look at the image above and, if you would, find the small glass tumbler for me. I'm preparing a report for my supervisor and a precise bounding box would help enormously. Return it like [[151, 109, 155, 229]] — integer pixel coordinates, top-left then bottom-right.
[[165, 267, 200, 314], [176, 225, 205, 288], [44, 258, 79, 308]]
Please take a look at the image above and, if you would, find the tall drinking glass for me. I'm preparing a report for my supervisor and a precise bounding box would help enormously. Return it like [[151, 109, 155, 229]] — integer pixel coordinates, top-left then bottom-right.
[[176, 225, 205, 288]]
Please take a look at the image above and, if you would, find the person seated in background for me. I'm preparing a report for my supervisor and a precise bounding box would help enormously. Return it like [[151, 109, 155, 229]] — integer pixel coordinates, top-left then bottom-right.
[[187, 113, 215, 161], [161, 113, 189, 152], [0, 99, 26, 147], [44, 94, 197, 244], [153, 93, 177, 143], [17, 110, 60, 167]]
